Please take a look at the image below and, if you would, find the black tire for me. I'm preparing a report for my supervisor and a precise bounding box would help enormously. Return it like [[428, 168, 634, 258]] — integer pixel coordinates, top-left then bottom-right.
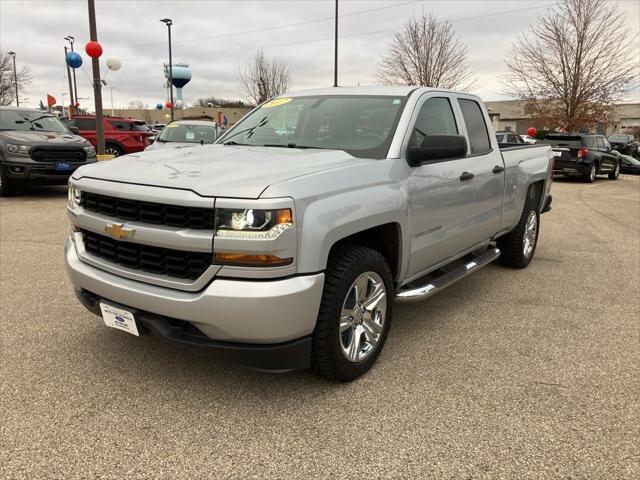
[[608, 162, 620, 180], [0, 166, 16, 197], [105, 143, 124, 157], [496, 189, 540, 269], [312, 245, 393, 382], [583, 162, 597, 183]]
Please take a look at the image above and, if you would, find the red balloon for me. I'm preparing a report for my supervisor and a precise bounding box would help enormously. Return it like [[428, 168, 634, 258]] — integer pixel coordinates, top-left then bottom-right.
[[165, 102, 173, 109], [85, 41, 103, 58], [527, 127, 537, 137], [75, 102, 80, 107]]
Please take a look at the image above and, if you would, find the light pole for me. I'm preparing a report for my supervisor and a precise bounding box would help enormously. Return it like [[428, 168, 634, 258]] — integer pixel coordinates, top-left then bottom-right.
[[61, 93, 67, 117], [64, 36, 79, 106], [110, 87, 114, 116], [160, 18, 174, 122], [87, 0, 105, 155], [7, 51, 18, 106], [333, 0, 338, 87]]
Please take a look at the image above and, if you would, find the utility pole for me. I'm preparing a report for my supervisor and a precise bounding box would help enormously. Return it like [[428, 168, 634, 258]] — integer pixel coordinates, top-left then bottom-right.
[[161, 18, 174, 122], [65, 36, 79, 106], [333, 0, 338, 87], [110, 87, 114, 116], [7, 51, 18, 106], [87, 0, 105, 155], [63, 46, 75, 112]]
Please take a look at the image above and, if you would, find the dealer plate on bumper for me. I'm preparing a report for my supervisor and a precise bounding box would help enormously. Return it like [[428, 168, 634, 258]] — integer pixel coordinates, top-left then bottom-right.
[[99, 302, 139, 336]]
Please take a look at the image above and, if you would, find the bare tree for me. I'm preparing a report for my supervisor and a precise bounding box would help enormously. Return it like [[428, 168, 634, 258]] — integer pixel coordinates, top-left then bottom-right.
[[239, 50, 291, 105], [127, 100, 147, 110], [504, 0, 637, 132], [376, 13, 474, 89], [0, 50, 32, 106]]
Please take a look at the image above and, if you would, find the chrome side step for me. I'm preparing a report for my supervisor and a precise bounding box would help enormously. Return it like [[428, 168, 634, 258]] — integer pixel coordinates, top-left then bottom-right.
[[396, 247, 501, 303]]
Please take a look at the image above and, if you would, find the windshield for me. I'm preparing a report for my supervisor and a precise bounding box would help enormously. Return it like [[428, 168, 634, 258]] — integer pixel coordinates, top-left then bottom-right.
[[608, 134, 631, 142], [0, 110, 69, 133], [158, 123, 218, 143], [218, 95, 407, 159]]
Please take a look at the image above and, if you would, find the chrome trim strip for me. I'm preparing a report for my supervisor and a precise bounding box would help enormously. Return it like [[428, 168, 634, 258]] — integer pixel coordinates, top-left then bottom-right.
[[71, 231, 219, 292]]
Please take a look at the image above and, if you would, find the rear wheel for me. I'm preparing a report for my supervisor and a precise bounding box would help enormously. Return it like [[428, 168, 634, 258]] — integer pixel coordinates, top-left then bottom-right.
[[608, 162, 620, 180], [105, 144, 124, 157], [583, 163, 597, 183], [497, 190, 540, 269], [312, 245, 393, 382], [0, 167, 16, 197]]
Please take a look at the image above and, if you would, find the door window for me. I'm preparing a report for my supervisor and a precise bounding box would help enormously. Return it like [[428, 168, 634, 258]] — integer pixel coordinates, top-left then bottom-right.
[[408, 97, 458, 148], [73, 118, 97, 130], [458, 99, 491, 154]]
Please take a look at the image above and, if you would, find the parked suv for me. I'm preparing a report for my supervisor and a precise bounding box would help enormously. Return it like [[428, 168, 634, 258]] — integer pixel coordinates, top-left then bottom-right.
[[542, 133, 620, 182], [607, 133, 638, 157], [0, 107, 96, 196], [63, 115, 152, 157]]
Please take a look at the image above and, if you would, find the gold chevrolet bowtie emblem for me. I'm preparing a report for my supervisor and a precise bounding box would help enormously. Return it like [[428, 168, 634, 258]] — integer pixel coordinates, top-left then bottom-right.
[[104, 223, 134, 240]]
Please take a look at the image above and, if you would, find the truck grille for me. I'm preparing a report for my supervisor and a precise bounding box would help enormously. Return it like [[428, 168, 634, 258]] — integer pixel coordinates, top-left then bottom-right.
[[80, 192, 214, 230], [30, 148, 86, 162], [82, 230, 211, 280]]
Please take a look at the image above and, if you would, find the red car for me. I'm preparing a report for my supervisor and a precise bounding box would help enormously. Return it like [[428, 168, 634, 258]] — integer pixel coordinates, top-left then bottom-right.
[[63, 115, 152, 157]]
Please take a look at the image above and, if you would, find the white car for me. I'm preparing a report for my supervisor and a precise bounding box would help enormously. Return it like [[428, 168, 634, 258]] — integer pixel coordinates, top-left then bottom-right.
[[145, 120, 219, 150], [520, 135, 537, 144]]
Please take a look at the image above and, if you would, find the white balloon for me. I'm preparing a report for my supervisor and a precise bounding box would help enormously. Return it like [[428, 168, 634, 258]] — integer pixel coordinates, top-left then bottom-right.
[[106, 56, 122, 71], [175, 99, 184, 108]]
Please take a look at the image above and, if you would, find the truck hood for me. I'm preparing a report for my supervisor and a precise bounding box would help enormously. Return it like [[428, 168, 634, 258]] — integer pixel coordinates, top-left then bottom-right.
[[0, 130, 90, 146], [73, 144, 370, 198]]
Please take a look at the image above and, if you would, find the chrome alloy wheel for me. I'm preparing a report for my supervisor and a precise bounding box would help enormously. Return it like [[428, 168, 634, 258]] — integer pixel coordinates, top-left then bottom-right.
[[105, 146, 121, 157], [590, 164, 597, 182], [339, 271, 387, 363], [523, 210, 538, 258]]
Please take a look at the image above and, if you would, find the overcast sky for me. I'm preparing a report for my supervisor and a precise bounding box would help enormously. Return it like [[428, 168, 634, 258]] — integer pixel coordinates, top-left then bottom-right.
[[1, 0, 639, 110]]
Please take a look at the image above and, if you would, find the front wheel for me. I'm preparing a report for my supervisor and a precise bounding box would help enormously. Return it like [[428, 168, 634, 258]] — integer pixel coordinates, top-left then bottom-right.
[[312, 245, 393, 382], [497, 192, 540, 269], [608, 162, 620, 180], [0, 167, 16, 197]]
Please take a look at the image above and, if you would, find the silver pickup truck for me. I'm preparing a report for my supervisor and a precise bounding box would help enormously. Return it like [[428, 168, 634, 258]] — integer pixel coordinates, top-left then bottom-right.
[[65, 87, 553, 381]]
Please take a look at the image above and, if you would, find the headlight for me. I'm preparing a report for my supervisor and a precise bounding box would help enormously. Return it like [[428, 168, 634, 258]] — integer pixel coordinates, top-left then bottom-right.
[[215, 208, 293, 239], [6, 143, 30, 155], [84, 146, 96, 156], [68, 184, 81, 208]]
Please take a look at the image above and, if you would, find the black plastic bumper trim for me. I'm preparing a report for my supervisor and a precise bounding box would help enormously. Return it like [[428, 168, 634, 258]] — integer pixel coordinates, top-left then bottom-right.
[[75, 288, 311, 371]]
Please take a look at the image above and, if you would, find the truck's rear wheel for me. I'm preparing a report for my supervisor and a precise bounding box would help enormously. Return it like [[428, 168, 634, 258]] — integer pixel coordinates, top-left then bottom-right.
[[497, 192, 540, 269], [584, 163, 597, 183], [312, 245, 393, 382]]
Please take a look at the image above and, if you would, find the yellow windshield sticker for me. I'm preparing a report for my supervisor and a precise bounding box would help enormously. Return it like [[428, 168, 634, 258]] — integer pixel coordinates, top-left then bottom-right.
[[263, 98, 292, 108], [165, 124, 179, 128]]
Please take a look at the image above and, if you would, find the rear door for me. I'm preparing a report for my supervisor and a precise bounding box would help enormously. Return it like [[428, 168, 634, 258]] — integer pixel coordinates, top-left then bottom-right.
[[405, 94, 477, 277], [456, 97, 505, 245], [598, 137, 617, 172]]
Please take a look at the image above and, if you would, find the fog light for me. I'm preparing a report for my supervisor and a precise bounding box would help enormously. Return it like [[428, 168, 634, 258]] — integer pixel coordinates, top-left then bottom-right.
[[10, 166, 24, 173]]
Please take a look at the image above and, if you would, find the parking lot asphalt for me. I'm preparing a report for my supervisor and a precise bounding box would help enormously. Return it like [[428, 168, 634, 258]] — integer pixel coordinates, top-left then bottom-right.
[[1, 175, 639, 479]]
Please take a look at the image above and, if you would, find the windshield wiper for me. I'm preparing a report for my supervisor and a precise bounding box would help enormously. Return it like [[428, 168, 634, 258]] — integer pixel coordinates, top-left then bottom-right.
[[223, 140, 251, 146], [260, 143, 326, 150], [222, 116, 269, 144]]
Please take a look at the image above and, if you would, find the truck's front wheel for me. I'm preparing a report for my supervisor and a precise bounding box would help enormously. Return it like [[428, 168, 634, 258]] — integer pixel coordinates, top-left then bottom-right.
[[312, 245, 393, 382], [0, 167, 16, 197]]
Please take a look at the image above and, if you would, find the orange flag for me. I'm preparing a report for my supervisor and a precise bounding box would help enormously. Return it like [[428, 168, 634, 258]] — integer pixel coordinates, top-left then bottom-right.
[[47, 94, 56, 107]]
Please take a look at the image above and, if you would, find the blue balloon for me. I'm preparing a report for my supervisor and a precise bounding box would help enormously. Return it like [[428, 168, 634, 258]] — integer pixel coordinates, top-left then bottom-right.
[[156, 103, 163, 110], [66, 52, 83, 69]]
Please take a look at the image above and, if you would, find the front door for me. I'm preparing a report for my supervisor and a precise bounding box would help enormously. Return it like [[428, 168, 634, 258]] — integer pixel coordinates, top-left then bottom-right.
[[406, 95, 477, 278]]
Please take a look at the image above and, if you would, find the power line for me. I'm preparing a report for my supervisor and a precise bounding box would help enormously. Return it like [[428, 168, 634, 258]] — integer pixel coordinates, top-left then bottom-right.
[[107, 1, 423, 49], [121, 4, 554, 61]]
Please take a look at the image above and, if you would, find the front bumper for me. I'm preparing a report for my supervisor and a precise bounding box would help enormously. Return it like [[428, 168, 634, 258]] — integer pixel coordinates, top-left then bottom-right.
[[65, 237, 324, 346], [1, 158, 95, 184]]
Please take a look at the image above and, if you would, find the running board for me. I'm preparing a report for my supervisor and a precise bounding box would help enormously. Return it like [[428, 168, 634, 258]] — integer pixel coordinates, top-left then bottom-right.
[[396, 248, 501, 303]]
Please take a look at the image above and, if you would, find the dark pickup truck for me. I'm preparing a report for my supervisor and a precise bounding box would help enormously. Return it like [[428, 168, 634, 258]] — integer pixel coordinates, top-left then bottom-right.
[[542, 133, 620, 183]]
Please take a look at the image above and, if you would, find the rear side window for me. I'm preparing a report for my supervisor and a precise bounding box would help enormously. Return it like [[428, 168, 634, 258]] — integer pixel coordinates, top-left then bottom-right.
[[74, 118, 97, 130], [458, 99, 491, 154], [584, 137, 598, 148], [409, 97, 458, 147], [108, 120, 132, 130]]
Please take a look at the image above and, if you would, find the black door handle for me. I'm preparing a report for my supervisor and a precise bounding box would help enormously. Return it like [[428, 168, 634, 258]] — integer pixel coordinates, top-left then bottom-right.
[[493, 165, 505, 174], [459, 171, 474, 181]]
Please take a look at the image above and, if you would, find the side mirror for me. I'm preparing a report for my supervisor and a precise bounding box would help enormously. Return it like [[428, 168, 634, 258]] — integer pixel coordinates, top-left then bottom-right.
[[69, 126, 80, 135], [406, 134, 468, 166]]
